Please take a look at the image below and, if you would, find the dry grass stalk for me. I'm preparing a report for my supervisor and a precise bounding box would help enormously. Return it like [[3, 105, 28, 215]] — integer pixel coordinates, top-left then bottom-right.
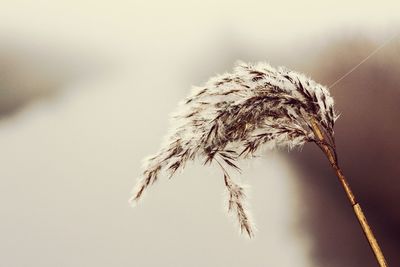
[[310, 119, 388, 267], [130, 61, 387, 265]]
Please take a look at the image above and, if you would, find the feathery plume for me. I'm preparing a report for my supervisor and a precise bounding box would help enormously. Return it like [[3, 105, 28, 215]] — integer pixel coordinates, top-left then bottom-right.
[[131, 61, 337, 237], [131, 60, 388, 266]]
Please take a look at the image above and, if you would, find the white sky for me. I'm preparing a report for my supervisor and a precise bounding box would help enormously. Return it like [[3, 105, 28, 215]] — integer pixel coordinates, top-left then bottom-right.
[[0, 1, 399, 266]]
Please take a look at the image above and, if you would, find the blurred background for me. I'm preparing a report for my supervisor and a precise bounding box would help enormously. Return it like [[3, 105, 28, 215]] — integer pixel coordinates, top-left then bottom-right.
[[0, 1, 399, 266]]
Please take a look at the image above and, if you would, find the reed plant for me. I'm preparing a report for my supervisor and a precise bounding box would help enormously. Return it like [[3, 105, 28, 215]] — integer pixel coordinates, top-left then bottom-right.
[[131, 62, 387, 266]]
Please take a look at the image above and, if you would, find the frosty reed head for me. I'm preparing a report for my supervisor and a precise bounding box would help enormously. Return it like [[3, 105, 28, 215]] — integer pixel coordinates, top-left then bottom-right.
[[131, 61, 338, 237]]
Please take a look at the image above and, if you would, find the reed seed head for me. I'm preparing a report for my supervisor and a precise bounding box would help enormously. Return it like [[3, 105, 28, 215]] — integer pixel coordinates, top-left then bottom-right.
[[131, 61, 338, 237]]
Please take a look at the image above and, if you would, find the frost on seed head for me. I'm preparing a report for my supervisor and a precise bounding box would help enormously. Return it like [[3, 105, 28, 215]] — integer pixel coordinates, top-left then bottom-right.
[[131, 61, 338, 237]]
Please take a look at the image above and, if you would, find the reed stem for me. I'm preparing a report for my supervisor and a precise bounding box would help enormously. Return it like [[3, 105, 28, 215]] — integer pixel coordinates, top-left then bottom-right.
[[310, 118, 388, 267]]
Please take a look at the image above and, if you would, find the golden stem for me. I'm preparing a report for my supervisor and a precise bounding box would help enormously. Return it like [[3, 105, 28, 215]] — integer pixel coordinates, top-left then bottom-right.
[[310, 118, 388, 267]]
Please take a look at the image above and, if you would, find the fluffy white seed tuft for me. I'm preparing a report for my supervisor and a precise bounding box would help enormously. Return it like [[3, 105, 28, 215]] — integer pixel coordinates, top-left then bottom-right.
[[131, 61, 338, 237]]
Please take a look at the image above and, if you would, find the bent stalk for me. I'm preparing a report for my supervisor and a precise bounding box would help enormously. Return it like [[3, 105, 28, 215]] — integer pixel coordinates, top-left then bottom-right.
[[310, 118, 388, 267]]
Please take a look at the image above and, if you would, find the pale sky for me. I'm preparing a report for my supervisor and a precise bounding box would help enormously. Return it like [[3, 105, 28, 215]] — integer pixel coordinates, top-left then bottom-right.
[[0, 1, 399, 266]]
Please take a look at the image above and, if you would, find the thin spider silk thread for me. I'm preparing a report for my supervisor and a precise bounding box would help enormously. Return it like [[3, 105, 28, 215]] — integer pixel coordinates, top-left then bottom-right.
[[329, 33, 399, 89]]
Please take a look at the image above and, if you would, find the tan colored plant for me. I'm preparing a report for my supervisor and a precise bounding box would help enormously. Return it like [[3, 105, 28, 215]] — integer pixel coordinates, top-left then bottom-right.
[[131, 61, 387, 266]]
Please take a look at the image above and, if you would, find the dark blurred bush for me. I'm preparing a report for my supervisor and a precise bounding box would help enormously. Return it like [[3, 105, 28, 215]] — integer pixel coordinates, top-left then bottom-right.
[[291, 36, 400, 267]]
